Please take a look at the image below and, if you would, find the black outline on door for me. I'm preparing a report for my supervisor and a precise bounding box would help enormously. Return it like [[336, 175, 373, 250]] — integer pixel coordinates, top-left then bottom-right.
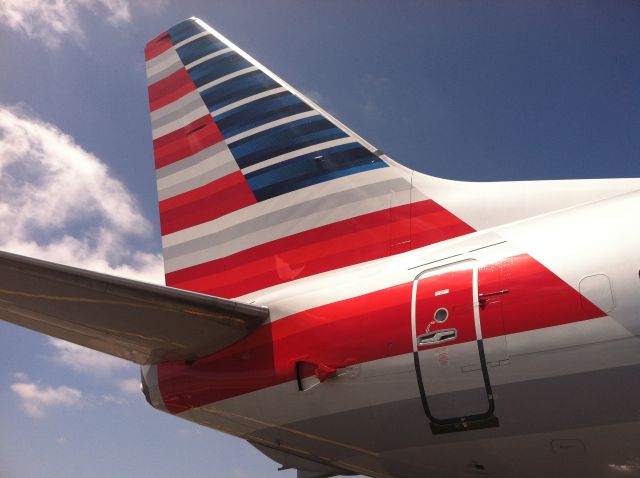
[[411, 260, 499, 434]]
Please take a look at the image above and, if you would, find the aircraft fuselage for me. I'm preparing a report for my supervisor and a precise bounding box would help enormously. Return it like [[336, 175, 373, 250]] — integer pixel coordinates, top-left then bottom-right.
[[142, 189, 640, 478]]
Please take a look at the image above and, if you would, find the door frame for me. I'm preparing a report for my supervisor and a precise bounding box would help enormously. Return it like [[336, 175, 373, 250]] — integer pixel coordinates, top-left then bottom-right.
[[411, 259, 498, 433]]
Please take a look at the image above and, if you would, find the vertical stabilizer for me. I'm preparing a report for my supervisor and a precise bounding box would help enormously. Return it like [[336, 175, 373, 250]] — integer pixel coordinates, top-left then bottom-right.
[[145, 18, 474, 298]]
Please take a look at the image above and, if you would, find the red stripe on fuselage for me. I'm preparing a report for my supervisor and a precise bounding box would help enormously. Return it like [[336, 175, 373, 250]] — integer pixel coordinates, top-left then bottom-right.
[[153, 115, 223, 169], [158, 282, 414, 414], [165, 199, 474, 298], [157, 253, 606, 414], [145, 32, 173, 61], [159, 171, 257, 235], [411, 199, 475, 248], [148, 68, 196, 112], [488, 254, 603, 335]]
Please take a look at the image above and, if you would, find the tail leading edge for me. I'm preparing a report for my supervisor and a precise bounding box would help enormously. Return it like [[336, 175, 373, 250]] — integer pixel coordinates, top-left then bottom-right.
[[145, 18, 474, 298]]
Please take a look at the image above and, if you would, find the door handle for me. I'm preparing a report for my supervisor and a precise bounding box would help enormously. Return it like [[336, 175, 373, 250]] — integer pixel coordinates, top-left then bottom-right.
[[417, 328, 457, 347]]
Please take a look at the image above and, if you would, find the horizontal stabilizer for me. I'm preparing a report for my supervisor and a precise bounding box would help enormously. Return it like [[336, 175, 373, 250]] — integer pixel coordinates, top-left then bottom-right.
[[0, 251, 268, 364]]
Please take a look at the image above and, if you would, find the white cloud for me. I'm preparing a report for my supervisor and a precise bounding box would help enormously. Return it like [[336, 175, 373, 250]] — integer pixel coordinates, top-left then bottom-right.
[[0, 104, 166, 418], [0, 0, 134, 48], [177, 426, 202, 437], [363, 74, 390, 89], [300, 89, 326, 106], [11, 381, 83, 418], [100, 378, 140, 406], [361, 73, 390, 116], [118, 378, 140, 395], [98, 0, 132, 26], [48, 338, 133, 375], [231, 467, 252, 478], [12, 372, 29, 381], [0, 105, 163, 283], [102, 394, 128, 405]]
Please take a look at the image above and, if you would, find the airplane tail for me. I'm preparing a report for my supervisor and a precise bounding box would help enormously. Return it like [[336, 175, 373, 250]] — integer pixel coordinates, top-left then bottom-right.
[[145, 18, 476, 298]]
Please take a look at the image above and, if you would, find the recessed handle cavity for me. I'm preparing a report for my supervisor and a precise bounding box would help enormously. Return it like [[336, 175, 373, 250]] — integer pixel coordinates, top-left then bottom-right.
[[417, 328, 457, 347]]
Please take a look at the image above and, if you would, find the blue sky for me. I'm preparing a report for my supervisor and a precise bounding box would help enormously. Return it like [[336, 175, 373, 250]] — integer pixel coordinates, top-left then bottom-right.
[[0, 1, 639, 477]]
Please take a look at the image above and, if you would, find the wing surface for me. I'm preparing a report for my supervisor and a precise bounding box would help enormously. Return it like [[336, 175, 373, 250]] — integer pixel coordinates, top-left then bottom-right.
[[0, 251, 268, 364]]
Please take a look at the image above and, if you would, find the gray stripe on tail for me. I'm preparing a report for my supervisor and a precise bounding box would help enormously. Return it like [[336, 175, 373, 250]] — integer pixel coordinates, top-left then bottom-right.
[[163, 178, 411, 262]]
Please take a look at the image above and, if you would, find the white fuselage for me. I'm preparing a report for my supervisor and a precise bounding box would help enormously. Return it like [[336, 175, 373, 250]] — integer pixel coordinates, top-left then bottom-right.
[[142, 188, 640, 478]]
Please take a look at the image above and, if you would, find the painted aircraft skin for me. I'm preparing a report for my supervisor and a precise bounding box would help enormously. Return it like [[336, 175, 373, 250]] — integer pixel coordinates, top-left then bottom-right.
[[142, 189, 640, 478], [2, 17, 640, 478]]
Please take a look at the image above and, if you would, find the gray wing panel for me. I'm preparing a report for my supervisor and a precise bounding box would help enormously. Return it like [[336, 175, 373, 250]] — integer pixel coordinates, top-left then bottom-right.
[[0, 251, 268, 364]]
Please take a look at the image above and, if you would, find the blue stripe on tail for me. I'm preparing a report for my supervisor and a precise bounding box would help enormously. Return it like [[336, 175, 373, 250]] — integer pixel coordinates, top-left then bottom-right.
[[166, 18, 390, 204], [167, 20, 204, 45], [215, 92, 311, 138], [231, 116, 346, 169], [201, 71, 280, 112], [188, 52, 251, 87], [246, 143, 387, 201]]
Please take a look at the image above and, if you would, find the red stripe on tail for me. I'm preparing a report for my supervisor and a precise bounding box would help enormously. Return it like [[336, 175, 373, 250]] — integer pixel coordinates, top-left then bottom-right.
[[166, 200, 475, 297], [153, 116, 223, 169], [148, 68, 196, 112], [145, 32, 173, 61], [159, 171, 257, 235]]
